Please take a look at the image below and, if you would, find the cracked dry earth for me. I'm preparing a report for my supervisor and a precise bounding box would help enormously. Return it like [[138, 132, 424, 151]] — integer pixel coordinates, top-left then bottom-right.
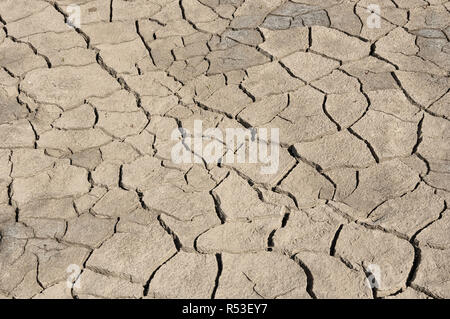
[[0, 0, 449, 300]]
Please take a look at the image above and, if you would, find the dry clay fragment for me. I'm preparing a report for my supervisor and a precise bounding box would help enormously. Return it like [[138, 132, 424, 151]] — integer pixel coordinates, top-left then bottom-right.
[[342, 159, 420, 216], [12, 163, 90, 205], [75, 269, 143, 299], [273, 204, 346, 254], [216, 251, 309, 299], [148, 252, 217, 299], [311, 26, 370, 61], [279, 162, 334, 208], [295, 252, 372, 299], [213, 172, 284, 221], [21, 65, 120, 110], [197, 217, 282, 254], [367, 184, 444, 239], [335, 223, 414, 297], [0, 120, 35, 149], [412, 247, 450, 299], [87, 223, 176, 283]]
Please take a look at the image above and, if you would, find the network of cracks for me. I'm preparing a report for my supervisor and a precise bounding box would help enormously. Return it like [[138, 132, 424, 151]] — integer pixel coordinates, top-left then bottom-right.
[[0, 0, 449, 299]]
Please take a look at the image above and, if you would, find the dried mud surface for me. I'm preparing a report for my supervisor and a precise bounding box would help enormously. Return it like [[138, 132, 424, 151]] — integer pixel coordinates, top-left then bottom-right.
[[0, 0, 449, 299]]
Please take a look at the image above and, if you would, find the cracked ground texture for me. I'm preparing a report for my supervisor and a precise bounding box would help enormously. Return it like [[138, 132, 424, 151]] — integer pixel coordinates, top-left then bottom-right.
[[0, 0, 449, 300]]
